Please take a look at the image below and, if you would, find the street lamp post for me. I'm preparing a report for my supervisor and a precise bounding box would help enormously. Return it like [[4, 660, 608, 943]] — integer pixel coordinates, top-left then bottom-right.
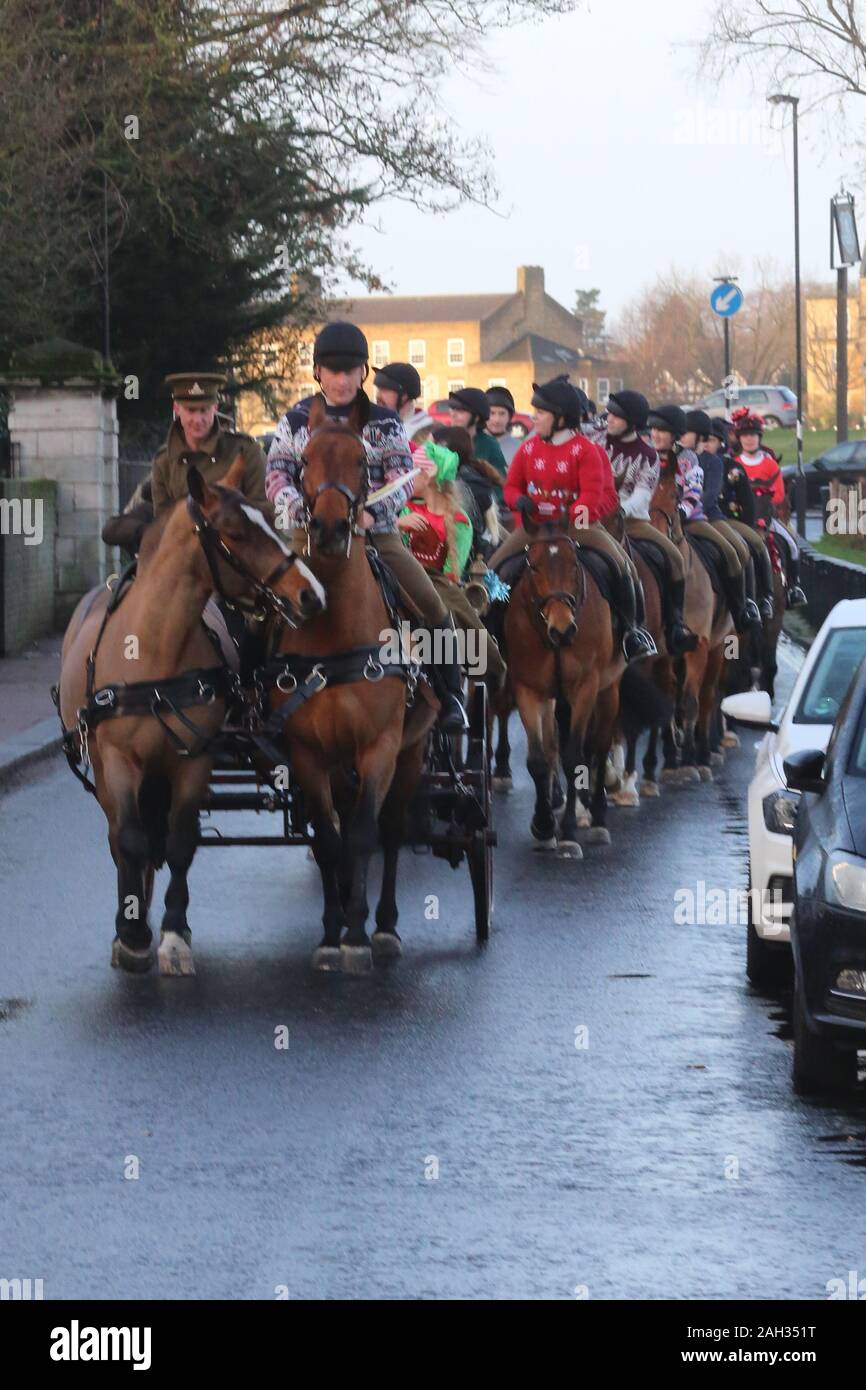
[[768, 92, 805, 537]]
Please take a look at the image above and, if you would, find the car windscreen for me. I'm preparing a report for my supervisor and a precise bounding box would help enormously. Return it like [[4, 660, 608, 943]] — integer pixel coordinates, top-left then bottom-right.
[[793, 628, 866, 725]]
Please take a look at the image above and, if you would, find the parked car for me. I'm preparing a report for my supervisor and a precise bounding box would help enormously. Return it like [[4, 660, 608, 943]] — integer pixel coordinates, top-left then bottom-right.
[[697, 384, 798, 429], [781, 438, 866, 510], [784, 655, 866, 1093], [720, 599, 866, 987]]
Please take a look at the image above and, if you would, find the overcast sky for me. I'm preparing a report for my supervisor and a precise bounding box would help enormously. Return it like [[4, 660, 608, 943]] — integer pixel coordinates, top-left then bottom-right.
[[346, 0, 859, 326]]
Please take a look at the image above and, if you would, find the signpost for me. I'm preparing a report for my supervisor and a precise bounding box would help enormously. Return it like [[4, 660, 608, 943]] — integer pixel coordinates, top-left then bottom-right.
[[711, 277, 743, 414], [831, 191, 861, 444]]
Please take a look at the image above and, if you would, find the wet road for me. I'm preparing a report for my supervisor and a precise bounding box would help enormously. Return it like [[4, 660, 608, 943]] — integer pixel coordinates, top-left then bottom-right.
[[2, 635, 866, 1301]]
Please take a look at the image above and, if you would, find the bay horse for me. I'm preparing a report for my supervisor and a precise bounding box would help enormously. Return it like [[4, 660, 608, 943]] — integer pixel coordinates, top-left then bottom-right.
[[644, 464, 733, 788], [266, 395, 437, 974], [57, 459, 325, 975], [504, 523, 623, 855]]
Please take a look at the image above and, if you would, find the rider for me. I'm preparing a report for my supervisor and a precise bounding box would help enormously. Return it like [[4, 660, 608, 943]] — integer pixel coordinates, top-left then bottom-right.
[[489, 375, 657, 662], [431, 425, 502, 559], [265, 321, 468, 731], [708, 416, 775, 620], [397, 439, 507, 692], [151, 372, 270, 515], [681, 409, 768, 621], [594, 388, 696, 654], [648, 403, 760, 634], [485, 386, 522, 466], [373, 361, 425, 433], [730, 407, 806, 606], [447, 387, 508, 480]]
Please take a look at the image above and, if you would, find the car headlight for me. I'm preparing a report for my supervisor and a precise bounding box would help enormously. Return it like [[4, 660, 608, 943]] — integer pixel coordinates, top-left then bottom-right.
[[824, 851, 866, 913], [762, 789, 799, 835]]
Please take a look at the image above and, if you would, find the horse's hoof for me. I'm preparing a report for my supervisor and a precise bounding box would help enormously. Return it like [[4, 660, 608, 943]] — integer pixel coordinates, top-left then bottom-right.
[[709, 751, 725, 767], [575, 809, 592, 829], [698, 765, 713, 782], [111, 937, 153, 974], [531, 818, 556, 842], [611, 788, 640, 807], [493, 775, 513, 793], [721, 732, 739, 749], [660, 767, 680, 784], [587, 826, 612, 845], [679, 765, 702, 785], [340, 943, 373, 976], [312, 945, 342, 972], [371, 931, 402, 960], [531, 832, 558, 851], [640, 780, 660, 798], [556, 840, 583, 859], [157, 928, 195, 977]]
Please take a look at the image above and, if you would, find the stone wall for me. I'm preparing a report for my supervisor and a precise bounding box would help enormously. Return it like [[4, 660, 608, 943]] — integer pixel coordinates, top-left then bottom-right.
[[7, 388, 118, 625], [0, 478, 57, 655]]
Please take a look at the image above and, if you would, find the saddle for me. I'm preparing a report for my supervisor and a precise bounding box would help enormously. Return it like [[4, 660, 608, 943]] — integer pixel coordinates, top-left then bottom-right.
[[499, 545, 617, 607], [685, 532, 724, 595], [626, 535, 667, 593]]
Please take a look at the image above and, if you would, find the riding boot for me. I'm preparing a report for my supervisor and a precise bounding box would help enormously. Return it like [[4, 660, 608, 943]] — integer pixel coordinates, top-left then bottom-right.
[[432, 619, 469, 733], [664, 577, 698, 655], [614, 570, 657, 662], [784, 552, 807, 608], [723, 571, 761, 634], [746, 555, 773, 622]]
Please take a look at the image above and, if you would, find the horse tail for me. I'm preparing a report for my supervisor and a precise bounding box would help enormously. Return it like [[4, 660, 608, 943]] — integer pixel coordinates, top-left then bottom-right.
[[138, 774, 172, 868], [618, 665, 674, 735]]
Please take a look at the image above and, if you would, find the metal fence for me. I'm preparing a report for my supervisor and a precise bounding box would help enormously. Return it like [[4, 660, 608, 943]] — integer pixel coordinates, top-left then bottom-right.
[[800, 542, 866, 632], [0, 438, 21, 479]]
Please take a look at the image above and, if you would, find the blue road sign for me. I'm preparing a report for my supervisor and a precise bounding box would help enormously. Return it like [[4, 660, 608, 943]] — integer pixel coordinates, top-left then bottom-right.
[[710, 282, 743, 317]]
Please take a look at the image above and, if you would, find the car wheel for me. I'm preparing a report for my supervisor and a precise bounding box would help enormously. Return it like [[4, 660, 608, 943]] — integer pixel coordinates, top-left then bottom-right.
[[763, 415, 782, 430], [746, 874, 791, 988], [792, 972, 858, 1096]]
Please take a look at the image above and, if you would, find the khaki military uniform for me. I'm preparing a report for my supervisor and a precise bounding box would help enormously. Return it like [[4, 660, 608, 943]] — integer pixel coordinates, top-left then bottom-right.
[[151, 419, 270, 518]]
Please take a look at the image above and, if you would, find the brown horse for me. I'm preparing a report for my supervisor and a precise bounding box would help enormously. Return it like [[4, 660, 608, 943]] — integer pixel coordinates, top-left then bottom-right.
[[58, 459, 325, 975], [504, 526, 623, 854], [645, 465, 733, 787], [267, 395, 436, 974]]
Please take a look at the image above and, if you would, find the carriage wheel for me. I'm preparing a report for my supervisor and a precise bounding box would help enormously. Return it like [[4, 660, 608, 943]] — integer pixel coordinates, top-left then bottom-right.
[[467, 683, 494, 941]]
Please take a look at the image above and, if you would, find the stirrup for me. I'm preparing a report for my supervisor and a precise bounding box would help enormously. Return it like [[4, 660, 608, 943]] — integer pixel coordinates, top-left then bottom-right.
[[439, 693, 469, 733], [622, 627, 657, 663], [786, 585, 807, 609], [668, 623, 698, 655], [759, 597, 775, 621]]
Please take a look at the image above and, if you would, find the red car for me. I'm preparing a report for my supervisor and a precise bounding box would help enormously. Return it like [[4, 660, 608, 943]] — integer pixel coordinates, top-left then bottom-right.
[[428, 398, 533, 438]]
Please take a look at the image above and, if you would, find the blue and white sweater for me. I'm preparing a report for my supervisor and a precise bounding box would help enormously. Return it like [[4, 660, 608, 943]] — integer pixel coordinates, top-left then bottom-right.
[[265, 393, 415, 534]]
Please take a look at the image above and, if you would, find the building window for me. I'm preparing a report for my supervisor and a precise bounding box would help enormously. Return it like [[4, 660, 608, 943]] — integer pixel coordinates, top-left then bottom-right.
[[596, 377, 610, 404], [488, 377, 507, 387], [262, 343, 280, 374], [423, 376, 438, 405], [447, 379, 465, 394], [614, 378, 624, 393], [578, 378, 589, 394], [372, 340, 389, 368], [409, 339, 426, 367], [298, 342, 313, 368], [447, 338, 465, 366]]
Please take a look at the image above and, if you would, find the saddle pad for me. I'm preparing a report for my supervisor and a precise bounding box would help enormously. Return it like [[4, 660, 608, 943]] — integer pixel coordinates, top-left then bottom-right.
[[502, 546, 616, 606], [687, 534, 724, 595], [628, 536, 667, 592]]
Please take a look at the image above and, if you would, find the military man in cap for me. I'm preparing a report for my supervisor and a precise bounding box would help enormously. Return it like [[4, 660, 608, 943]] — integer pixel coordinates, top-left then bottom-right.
[[151, 372, 269, 516]]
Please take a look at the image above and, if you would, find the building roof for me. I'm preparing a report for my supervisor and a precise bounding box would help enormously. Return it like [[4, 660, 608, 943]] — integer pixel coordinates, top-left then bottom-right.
[[492, 333, 582, 365], [325, 292, 513, 326]]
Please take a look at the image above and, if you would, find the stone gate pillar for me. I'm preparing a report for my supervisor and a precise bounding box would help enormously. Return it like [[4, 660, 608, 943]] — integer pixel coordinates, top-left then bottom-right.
[[1, 339, 120, 626]]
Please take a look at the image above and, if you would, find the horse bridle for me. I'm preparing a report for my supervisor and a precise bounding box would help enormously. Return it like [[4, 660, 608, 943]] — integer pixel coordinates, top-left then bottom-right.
[[299, 427, 369, 557], [187, 495, 303, 627], [524, 535, 585, 641]]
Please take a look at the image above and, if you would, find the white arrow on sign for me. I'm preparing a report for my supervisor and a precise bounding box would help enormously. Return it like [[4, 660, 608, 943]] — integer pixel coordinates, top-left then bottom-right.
[[716, 287, 739, 311]]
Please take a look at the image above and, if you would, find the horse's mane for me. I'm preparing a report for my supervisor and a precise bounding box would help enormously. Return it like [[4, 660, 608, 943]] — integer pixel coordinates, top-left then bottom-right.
[[136, 502, 177, 570]]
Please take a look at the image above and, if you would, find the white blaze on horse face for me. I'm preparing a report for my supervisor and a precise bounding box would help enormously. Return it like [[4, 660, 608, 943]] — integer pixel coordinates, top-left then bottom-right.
[[239, 503, 326, 606]]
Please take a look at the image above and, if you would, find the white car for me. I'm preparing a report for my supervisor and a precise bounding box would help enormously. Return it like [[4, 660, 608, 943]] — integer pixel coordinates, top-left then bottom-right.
[[721, 599, 866, 986]]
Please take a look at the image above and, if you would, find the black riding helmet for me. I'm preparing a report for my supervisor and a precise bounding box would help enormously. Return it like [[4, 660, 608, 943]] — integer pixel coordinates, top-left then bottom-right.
[[374, 361, 421, 404], [606, 389, 649, 433], [684, 408, 713, 440], [531, 374, 584, 429], [313, 320, 369, 373], [448, 386, 491, 426], [647, 403, 687, 439], [710, 416, 730, 445], [486, 385, 515, 415]]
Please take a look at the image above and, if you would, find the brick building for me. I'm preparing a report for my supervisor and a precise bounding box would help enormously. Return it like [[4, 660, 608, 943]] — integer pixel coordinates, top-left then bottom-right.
[[237, 266, 629, 439]]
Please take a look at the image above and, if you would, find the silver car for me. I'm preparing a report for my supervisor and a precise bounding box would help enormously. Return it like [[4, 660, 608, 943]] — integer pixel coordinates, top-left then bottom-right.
[[697, 384, 798, 429]]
